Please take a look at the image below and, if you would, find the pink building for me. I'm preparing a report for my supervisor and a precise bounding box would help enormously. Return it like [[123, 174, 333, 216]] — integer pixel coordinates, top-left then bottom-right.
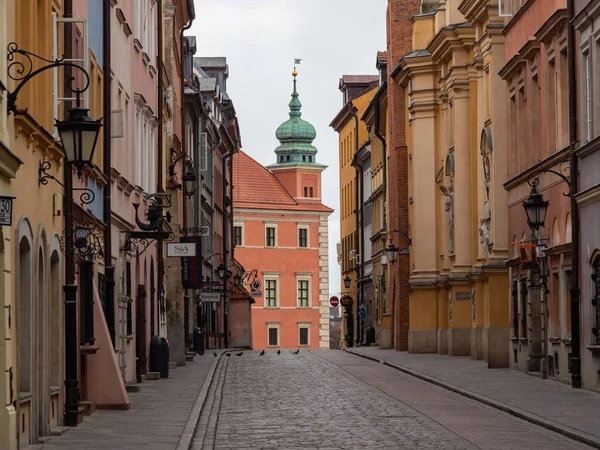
[[233, 72, 333, 350]]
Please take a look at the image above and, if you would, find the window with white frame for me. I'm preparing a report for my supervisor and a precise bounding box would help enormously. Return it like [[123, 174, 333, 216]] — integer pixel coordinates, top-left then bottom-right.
[[265, 225, 277, 247], [585, 51, 593, 142], [298, 324, 310, 346], [267, 324, 279, 347], [233, 225, 243, 247], [298, 225, 309, 248], [264, 278, 278, 308], [297, 278, 310, 307], [135, 109, 142, 186]]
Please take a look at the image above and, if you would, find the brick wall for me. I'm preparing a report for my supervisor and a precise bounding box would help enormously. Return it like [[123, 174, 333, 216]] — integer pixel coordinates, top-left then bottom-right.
[[387, 0, 420, 351]]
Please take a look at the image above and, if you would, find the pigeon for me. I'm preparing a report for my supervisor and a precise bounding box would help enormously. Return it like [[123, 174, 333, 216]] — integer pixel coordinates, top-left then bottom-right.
[[292, 349, 300, 355], [213, 351, 217, 357], [259, 350, 265, 356], [277, 349, 281, 355], [235, 352, 243, 357], [225, 353, 231, 357]]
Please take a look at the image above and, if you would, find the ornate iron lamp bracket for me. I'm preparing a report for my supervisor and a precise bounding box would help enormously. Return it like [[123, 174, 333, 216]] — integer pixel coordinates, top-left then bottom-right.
[[7, 42, 90, 116], [59, 217, 104, 263], [120, 230, 175, 257], [39, 160, 96, 205], [527, 166, 571, 197]]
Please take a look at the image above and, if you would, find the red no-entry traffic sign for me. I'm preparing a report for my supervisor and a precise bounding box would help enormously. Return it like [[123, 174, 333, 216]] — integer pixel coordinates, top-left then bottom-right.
[[330, 295, 340, 307]]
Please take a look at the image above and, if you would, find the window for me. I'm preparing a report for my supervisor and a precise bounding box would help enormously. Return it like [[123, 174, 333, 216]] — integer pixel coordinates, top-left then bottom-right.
[[593, 259, 600, 343], [585, 52, 593, 142], [267, 325, 279, 347], [512, 280, 518, 338], [265, 226, 276, 247], [298, 227, 308, 248], [520, 279, 528, 338], [299, 326, 309, 346], [304, 187, 308, 197], [297, 280, 309, 307], [233, 226, 243, 247], [126, 262, 133, 336], [309, 187, 313, 197], [265, 279, 278, 308]]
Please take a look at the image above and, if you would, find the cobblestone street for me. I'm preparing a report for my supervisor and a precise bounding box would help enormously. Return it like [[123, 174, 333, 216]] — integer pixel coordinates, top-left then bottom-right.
[[191, 350, 592, 450]]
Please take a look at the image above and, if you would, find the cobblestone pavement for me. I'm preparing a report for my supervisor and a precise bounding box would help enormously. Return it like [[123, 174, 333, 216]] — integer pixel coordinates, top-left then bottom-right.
[[192, 349, 591, 450], [41, 354, 216, 450], [348, 346, 600, 446]]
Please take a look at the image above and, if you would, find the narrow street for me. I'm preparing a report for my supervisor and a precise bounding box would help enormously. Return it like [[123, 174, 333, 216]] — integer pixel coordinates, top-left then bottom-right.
[[191, 351, 591, 450]]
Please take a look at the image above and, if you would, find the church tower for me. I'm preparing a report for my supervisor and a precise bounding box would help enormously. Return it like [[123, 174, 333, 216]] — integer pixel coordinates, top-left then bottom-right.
[[268, 69, 326, 204]]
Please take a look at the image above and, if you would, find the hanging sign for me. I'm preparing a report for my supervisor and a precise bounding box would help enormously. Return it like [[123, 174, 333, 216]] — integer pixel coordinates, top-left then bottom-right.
[[0, 195, 15, 226], [167, 242, 196, 257], [180, 237, 201, 289]]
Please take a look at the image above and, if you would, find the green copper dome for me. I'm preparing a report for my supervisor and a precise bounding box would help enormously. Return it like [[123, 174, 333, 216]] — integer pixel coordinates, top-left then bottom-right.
[[273, 71, 320, 165]]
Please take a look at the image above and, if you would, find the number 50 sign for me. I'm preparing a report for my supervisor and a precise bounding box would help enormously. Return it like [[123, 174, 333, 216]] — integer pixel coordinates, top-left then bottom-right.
[[0, 196, 15, 227]]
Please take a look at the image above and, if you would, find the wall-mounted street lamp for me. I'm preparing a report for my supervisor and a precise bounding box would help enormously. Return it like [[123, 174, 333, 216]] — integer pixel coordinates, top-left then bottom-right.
[[217, 263, 227, 280], [344, 275, 351, 289], [524, 168, 580, 389], [182, 163, 197, 199], [7, 42, 103, 426]]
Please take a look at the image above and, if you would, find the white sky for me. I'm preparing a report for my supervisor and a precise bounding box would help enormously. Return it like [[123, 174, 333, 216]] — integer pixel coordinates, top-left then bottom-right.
[[189, 0, 387, 296]]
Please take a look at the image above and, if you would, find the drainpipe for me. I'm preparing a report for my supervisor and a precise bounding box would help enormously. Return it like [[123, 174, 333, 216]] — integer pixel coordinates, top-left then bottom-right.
[[156, 0, 165, 332], [351, 108, 362, 345], [223, 145, 233, 349], [567, 0, 581, 389], [103, 0, 116, 349]]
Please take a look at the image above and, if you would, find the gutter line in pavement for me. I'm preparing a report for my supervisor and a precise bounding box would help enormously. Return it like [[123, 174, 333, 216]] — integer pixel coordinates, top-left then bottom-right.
[[176, 352, 224, 450], [344, 348, 600, 450]]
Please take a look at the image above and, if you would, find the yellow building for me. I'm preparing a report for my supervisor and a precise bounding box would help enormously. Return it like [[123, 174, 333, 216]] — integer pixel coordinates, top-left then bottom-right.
[[331, 75, 377, 347], [395, 0, 509, 366], [4, 1, 107, 447]]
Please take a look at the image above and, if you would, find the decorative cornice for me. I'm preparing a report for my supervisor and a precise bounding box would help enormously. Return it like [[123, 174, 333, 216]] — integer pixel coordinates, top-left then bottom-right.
[[503, 146, 570, 190], [427, 24, 476, 64], [458, 0, 499, 25], [0, 139, 23, 179], [575, 133, 600, 159], [534, 9, 568, 46], [574, 0, 600, 30]]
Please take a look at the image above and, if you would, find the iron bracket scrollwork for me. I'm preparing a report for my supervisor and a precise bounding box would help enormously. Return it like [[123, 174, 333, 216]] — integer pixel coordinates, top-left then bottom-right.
[[527, 164, 571, 197], [120, 230, 175, 257], [7, 42, 91, 116], [60, 217, 104, 263], [39, 160, 96, 205], [387, 224, 412, 246]]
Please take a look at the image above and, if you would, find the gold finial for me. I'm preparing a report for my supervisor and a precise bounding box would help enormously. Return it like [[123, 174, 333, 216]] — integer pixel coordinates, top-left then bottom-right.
[[292, 70, 298, 77]]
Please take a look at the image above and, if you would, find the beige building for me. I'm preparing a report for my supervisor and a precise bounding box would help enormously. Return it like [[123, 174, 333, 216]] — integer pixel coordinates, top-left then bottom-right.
[[396, 0, 509, 366]]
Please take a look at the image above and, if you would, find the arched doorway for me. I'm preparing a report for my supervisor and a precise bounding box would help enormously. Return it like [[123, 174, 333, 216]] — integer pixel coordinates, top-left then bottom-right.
[[49, 249, 61, 428], [150, 258, 155, 337], [18, 235, 32, 446], [36, 248, 49, 437]]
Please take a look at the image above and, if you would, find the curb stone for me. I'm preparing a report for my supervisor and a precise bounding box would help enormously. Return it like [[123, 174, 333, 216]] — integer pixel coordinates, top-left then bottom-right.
[[176, 352, 222, 450], [344, 348, 600, 449]]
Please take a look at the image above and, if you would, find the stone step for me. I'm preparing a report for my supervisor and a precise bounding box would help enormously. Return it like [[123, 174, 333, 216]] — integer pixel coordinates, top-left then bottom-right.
[[125, 383, 141, 393], [168, 361, 177, 369], [28, 445, 44, 450], [145, 371, 160, 380], [185, 354, 194, 362], [79, 401, 96, 416], [38, 436, 52, 443], [50, 427, 69, 437]]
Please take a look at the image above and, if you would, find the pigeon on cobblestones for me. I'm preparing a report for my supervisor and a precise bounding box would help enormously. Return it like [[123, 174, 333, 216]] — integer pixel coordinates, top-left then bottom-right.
[[235, 352, 243, 356], [277, 349, 281, 355], [213, 351, 217, 357], [259, 350, 265, 356], [225, 353, 231, 357], [292, 349, 299, 355]]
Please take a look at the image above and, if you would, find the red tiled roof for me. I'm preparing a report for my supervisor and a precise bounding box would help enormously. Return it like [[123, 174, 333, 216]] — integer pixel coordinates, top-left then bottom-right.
[[233, 151, 333, 213]]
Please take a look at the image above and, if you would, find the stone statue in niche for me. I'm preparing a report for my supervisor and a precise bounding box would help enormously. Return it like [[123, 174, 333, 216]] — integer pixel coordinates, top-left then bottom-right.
[[479, 150, 492, 255], [440, 178, 454, 254]]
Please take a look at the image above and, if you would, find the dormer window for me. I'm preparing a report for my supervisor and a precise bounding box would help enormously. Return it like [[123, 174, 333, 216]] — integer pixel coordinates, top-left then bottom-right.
[[302, 155, 306, 162], [286, 155, 290, 162]]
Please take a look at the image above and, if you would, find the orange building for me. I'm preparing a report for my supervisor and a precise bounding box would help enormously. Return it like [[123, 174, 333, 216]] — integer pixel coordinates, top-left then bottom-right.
[[233, 70, 333, 350]]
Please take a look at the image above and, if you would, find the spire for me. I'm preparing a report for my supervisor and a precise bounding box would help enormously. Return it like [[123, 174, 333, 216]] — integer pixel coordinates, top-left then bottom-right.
[[289, 70, 302, 118]]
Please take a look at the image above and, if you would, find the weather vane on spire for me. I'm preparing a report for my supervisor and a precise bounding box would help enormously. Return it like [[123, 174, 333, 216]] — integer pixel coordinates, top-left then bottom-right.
[[293, 58, 302, 74]]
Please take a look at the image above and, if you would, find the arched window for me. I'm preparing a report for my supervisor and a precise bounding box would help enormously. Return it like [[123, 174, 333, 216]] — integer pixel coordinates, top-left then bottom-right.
[[592, 256, 600, 344]]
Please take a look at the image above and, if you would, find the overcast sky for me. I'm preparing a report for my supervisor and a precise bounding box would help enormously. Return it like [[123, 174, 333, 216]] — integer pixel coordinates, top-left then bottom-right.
[[189, 0, 387, 296]]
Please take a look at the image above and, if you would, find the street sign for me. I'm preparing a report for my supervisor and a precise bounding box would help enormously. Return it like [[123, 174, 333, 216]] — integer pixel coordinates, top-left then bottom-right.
[[330, 295, 340, 308], [201, 292, 220, 303], [0, 196, 15, 226], [251, 291, 262, 298], [251, 280, 261, 291], [167, 242, 196, 257]]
